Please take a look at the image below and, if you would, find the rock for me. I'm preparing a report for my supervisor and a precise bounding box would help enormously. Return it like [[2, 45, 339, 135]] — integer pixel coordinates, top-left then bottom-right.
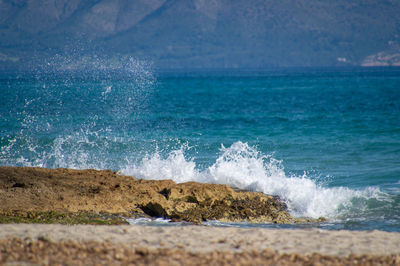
[[0, 166, 309, 224]]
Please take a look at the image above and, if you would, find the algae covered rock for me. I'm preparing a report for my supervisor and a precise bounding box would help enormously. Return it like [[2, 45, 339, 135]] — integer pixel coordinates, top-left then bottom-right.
[[137, 182, 295, 224], [0, 166, 305, 224]]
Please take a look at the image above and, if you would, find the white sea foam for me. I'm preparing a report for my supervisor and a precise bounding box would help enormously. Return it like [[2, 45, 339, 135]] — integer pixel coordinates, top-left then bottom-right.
[[101, 85, 112, 98], [120, 141, 387, 219], [126, 217, 172, 225], [123, 149, 199, 183]]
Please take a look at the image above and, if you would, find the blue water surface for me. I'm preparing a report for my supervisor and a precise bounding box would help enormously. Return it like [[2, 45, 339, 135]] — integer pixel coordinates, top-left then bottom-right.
[[1, 67, 399, 231]]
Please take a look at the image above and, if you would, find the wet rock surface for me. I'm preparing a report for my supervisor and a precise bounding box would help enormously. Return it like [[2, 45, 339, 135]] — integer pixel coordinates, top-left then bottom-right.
[[0, 166, 305, 224]]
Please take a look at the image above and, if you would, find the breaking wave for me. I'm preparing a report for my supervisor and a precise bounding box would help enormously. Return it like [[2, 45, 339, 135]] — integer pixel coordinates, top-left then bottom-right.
[[120, 141, 391, 219]]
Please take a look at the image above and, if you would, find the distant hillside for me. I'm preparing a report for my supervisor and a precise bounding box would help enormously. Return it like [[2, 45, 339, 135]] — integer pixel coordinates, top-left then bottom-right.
[[1, 0, 400, 70]]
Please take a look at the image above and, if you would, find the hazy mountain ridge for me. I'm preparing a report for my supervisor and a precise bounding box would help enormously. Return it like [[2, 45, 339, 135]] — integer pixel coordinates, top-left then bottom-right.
[[1, 0, 400, 70]]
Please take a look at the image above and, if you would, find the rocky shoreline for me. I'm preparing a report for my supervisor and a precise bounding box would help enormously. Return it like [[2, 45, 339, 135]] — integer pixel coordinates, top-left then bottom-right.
[[1, 166, 400, 265], [0, 166, 317, 224]]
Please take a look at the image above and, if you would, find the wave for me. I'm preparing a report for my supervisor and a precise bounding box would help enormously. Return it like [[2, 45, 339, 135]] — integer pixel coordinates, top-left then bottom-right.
[[1, 121, 392, 221], [119, 141, 390, 219]]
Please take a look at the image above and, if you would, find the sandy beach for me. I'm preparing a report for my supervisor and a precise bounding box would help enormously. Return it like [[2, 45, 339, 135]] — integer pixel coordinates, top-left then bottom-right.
[[1, 224, 400, 265], [1, 224, 400, 256]]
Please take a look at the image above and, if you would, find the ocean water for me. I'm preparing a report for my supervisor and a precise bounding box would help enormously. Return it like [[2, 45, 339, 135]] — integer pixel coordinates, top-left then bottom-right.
[[1, 64, 399, 231]]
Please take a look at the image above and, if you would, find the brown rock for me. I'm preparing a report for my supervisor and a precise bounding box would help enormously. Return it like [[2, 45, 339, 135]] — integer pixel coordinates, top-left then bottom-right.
[[0, 166, 303, 223]]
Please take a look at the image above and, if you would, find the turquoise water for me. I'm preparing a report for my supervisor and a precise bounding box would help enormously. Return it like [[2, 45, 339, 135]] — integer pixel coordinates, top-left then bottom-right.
[[1, 66, 399, 231]]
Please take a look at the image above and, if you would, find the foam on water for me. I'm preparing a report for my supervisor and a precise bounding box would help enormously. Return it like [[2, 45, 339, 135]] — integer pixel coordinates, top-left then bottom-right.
[[120, 141, 389, 219], [126, 217, 173, 226], [123, 148, 198, 183]]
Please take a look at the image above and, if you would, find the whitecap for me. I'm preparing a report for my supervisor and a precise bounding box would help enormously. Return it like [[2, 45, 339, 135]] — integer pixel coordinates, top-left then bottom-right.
[[120, 141, 390, 219]]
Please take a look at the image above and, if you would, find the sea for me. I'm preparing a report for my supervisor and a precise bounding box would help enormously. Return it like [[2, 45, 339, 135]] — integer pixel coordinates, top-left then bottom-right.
[[1, 61, 399, 232]]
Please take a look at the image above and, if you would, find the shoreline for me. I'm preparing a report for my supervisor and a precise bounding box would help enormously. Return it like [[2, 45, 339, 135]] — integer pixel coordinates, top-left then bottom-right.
[[1, 166, 400, 264]]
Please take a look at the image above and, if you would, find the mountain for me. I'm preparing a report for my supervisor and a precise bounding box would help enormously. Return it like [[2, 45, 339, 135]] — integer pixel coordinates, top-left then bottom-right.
[[1, 0, 400, 70]]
